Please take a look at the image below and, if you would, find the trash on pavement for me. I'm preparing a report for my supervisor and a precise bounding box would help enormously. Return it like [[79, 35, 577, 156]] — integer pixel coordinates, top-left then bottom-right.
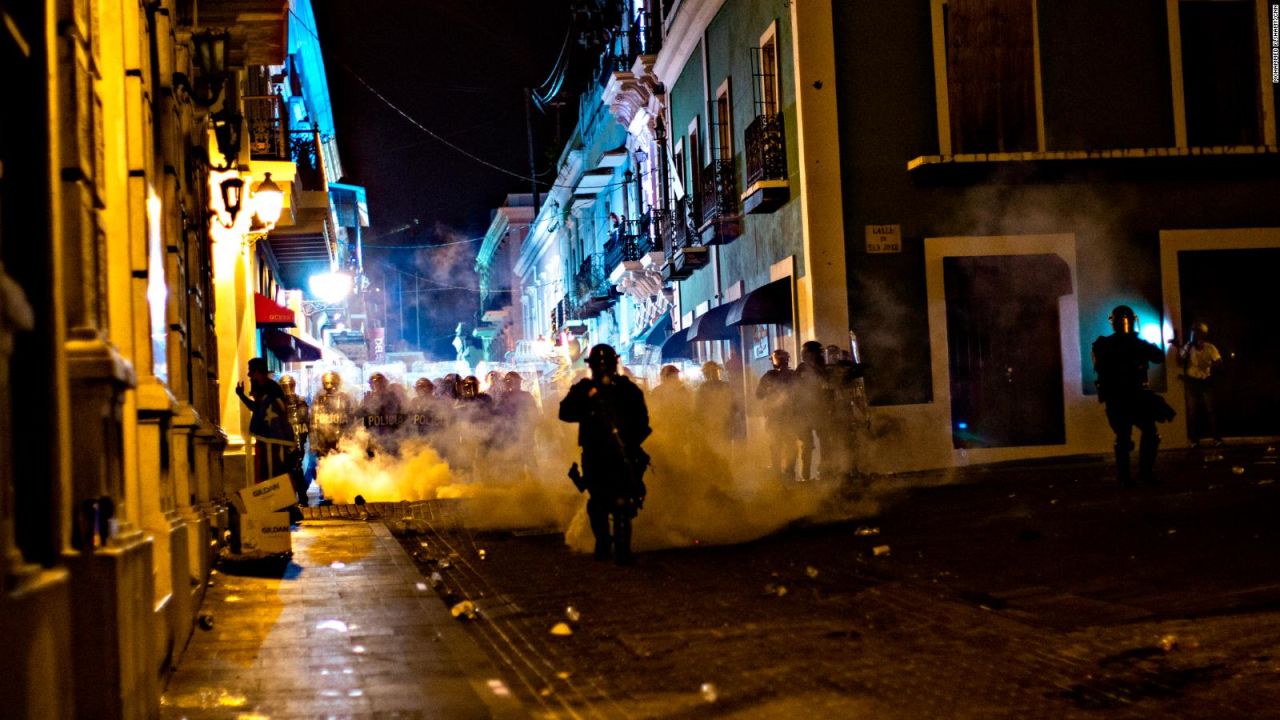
[[1159, 634, 1179, 652], [556, 671, 572, 680], [1232, 466, 1246, 474], [564, 606, 581, 623], [428, 571, 444, 588], [872, 544, 891, 557], [763, 583, 788, 597], [700, 683, 718, 703], [549, 622, 573, 636], [1259, 479, 1275, 486], [438, 558, 452, 569], [854, 526, 880, 537], [805, 566, 820, 579], [197, 614, 214, 631], [478, 548, 487, 560], [450, 600, 477, 621]]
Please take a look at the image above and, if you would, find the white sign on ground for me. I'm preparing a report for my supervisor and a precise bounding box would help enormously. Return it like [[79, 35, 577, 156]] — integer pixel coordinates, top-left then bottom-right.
[[241, 512, 292, 554]]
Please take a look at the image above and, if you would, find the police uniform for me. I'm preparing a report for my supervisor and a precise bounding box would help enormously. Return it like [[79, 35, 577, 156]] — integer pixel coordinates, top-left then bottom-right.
[[310, 389, 355, 457], [559, 347, 651, 565], [1092, 307, 1166, 484]]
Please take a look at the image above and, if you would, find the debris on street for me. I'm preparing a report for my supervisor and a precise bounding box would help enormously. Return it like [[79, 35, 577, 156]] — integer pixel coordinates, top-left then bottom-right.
[[854, 526, 880, 537], [872, 544, 891, 557], [700, 682, 719, 703], [450, 600, 477, 621], [549, 622, 573, 637], [805, 565, 820, 579], [564, 606, 581, 623]]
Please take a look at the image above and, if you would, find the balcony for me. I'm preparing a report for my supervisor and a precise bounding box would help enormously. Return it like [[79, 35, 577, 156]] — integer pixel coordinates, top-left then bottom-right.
[[658, 202, 708, 281], [572, 254, 618, 319], [607, 215, 666, 302], [597, 9, 662, 85], [742, 113, 789, 214], [244, 94, 289, 161], [698, 159, 742, 245]]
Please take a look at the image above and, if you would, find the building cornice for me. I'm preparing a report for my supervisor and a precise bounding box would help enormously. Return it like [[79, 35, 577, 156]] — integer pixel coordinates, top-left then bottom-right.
[[653, 0, 726, 85]]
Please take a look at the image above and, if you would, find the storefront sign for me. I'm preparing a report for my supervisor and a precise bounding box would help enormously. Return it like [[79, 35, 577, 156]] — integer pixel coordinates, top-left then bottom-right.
[[865, 224, 902, 254]]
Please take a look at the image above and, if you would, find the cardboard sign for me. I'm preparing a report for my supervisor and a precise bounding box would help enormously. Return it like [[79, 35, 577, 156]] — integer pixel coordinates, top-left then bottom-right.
[[241, 512, 292, 554], [238, 474, 296, 516]]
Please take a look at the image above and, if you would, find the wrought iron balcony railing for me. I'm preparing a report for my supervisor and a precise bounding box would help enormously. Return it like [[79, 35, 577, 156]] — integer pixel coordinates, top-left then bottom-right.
[[658, 203, 700, 256], [699, 159, 739, 226], [598, 9, 662, 84], [244, 94, 288, 160], [744, 113, 787, 187]]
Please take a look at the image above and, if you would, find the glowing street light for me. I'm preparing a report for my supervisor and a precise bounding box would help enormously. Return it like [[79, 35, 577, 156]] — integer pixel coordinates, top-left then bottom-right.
[[253, 172, 284, 227], [309, 271, 353, 304]]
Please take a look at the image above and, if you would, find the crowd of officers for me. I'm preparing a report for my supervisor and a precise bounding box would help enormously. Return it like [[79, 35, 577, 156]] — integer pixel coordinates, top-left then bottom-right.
[[307, 369, 540, 460], [755, 341, 867, 482]]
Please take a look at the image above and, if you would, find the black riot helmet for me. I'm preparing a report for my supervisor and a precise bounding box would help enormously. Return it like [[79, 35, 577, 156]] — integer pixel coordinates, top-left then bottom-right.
[[586, 343, 619, 376], [801, 340, 825, 366], [1110, 305, 1136, 335], [459, 376, 480, 400]]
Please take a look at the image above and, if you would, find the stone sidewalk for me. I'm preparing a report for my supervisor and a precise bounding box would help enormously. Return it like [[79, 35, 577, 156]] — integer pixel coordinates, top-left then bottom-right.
[[162, 520, 525, 719]]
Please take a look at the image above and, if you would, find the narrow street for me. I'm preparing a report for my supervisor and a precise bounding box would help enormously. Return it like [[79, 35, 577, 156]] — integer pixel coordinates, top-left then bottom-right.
[[384, 445, 1280, 719]]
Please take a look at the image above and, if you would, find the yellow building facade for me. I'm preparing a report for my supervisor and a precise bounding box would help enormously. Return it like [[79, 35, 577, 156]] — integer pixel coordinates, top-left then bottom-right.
[[0, 1, 301, 717]]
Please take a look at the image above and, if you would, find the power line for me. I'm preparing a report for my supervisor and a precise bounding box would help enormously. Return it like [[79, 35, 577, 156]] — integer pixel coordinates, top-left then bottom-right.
[[289, 8, 650, 193]]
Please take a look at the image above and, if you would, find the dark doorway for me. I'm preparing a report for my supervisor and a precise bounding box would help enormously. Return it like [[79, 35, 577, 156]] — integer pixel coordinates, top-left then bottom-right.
[[1178, 247, 1280, 437], [944, 254, 1071, 448]]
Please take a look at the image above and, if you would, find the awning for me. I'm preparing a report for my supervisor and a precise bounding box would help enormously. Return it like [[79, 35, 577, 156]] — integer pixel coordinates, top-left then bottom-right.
[[634, 310, 673, 347], [660, 327, 693, 361], [254, 293, 297, 328], [263, 329, 323, 363], [687, 302, 738, 342], [725, 277, 793, 326]]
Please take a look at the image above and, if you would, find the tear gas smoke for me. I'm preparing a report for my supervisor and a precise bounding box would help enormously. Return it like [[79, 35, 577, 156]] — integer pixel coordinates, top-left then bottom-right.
[[316, 372, 880, 552]]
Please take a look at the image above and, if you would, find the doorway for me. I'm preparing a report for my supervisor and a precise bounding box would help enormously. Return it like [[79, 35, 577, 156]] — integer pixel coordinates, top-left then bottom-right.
[[1177, 248, 1280, 437], [944, 254, 1070, 448]]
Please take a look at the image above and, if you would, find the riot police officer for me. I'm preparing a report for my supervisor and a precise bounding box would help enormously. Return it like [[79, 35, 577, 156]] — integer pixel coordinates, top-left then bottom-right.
[[795, 341, 833, 481], [310, 371, 355, 457], [408, 377, 444, 437], [359, 372, 405, 456], [559, 344, 651, 565], [278, 375, 311, 506], [757, 349, 800, 481], [1092, 305, 1166, 485]]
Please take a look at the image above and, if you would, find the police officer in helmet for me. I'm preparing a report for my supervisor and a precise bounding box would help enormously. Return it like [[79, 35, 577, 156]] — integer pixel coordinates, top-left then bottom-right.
[[1092, 305, 1167, 485], [559, 344, 651, 565]]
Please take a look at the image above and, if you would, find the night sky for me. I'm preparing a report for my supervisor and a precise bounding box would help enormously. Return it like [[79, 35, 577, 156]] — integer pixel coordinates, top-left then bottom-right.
[[314, 1, 577, 358]]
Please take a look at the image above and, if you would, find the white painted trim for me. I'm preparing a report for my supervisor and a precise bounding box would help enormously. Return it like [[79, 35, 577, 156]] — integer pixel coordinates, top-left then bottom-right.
[[1159, 227, 1280, 445], [930, 0, 952, 155], [867, 234, 1109, 473], [759, 19, 780, 115], [1167, 0, 1189, 147], [1032, 0, 1046, 151], [714, 77, 734, 159], [1255, 0, 1276, 144]]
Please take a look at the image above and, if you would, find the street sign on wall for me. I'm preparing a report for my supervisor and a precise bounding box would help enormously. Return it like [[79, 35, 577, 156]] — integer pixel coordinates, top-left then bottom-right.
[[865, 224, 902, 254]]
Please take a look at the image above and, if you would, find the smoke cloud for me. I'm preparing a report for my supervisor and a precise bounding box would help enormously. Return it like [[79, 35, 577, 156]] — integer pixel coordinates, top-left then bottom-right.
[[315, 374, 879, 553]]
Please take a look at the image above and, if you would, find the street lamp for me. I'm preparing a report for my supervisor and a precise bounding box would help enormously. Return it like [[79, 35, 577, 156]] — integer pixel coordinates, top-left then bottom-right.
[[253, 172, 284, 227], [218, 176, 244, 226], [187, 30, 229, 108], [309, 271, 353, 304]]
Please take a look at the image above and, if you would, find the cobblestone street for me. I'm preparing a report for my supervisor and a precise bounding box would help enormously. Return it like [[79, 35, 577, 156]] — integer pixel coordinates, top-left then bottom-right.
[[392, 444, 1280, 719]]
